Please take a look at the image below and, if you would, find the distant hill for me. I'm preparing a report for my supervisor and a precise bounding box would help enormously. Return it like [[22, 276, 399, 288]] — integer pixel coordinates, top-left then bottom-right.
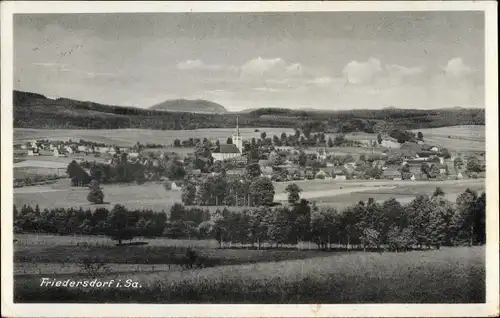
[[13, 90, 485, 130], [150, 99, 227, 114]]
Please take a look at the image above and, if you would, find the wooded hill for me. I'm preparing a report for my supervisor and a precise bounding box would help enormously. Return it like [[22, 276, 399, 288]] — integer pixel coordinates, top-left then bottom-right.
[[13, 90, 485, 132]]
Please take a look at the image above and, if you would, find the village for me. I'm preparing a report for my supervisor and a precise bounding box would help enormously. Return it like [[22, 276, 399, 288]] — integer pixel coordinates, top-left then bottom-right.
[[14, 119, 486, 192]]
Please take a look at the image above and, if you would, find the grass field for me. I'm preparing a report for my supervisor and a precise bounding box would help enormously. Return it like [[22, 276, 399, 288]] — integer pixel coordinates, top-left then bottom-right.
[[14, 128, 295, 146], [274, 178, 485, 205], [410, 125, 485, 152], [14, 246, 485, 303]]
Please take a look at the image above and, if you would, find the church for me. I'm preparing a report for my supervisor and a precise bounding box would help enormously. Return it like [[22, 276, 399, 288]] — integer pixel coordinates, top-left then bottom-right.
[[212, 117, 244, 162]]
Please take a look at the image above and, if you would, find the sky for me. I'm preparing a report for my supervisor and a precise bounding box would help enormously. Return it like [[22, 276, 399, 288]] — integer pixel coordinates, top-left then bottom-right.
[[14, 11, 485, 111]]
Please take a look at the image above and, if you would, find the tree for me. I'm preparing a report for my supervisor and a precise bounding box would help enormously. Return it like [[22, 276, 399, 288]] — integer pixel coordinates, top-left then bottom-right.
[[226, 137, 233, 144], [245, 163, 261, 179], [453, 156, 464, 172], [327, 137, 334, 148], [249, 177, 275, 206], [417, 131, 424, 141], [166, 160, 186, 180], [466, 156, 482, 173], [181, 182, 197, 205], [280, 132, 287, 143], [453, 188, 480, 246], [420, 162, 430, 178], [432, 187, 445, 197], [285, 183, 302, 205], [377, 133, 383, 145], [260, 132, 267, 140], [334, 135, 345, 146], [106, 204, 134, 245], [298, 150, 307, 167], [87, 179, 104, 204]]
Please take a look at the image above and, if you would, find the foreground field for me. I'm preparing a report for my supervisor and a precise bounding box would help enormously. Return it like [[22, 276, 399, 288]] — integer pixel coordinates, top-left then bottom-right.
[[15, 246, 485, 303], [14, 128, 295, 146]]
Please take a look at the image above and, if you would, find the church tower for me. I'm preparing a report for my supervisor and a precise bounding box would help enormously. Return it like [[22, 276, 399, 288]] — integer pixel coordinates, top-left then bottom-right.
[[232, 116, 243, 153]]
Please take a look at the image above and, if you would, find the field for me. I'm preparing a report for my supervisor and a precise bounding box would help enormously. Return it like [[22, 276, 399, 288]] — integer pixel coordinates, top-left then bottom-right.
[[410, 125, 485, 152], [14, 246, 485, 303], [14, 127, 295, 146], [274, 178, 485, 206]]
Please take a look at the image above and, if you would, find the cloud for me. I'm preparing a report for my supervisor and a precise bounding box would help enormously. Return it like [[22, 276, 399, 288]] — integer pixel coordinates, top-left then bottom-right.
[[305, 76, 338, 87], [442, 58, 473, 77], [343, 58, 382, 84], [386, 64, 423, 77], [176, 59, 233, 71], [240, 57, 287, 79]]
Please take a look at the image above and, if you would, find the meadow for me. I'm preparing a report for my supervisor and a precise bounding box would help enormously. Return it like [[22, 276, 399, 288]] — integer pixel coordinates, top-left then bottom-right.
[[14, 246, 485, 303], [274, 178, 485, 205], [410, 125, 485, 152]]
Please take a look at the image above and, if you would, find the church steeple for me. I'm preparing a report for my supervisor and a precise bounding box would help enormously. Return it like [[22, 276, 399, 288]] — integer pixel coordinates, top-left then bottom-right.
[[232, 115, 243, 154], [236, 115, 240, 136]]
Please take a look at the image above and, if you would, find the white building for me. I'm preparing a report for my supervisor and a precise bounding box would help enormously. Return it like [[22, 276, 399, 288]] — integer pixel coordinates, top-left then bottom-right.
[[27, 148, 40, 156], [380, 140, 401, 149], [212, 117, 243, 161], [53, 148, 67, 157], [77, 145, 88, 152]]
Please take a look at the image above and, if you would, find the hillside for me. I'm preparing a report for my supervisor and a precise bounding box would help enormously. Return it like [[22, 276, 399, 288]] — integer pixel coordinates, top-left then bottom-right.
[[150, 99, 227, 114], [13, 90, 485, 131]]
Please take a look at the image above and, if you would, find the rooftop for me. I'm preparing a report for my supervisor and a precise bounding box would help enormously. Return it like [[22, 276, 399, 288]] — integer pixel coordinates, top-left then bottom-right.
[[214, 144, 240, 154]]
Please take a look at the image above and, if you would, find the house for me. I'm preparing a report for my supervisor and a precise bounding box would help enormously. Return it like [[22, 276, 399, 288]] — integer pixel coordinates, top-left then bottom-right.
[[53, 148, 68, 157], [212, 144, 242, 161], [109, 147, 118, 155], [438, 164, 448, 175], [27, 148, 40, 156], [77, 145, 88, 152], [382, 168, 400, 180], [119, 147, 131, 153], [258, 159, 273, 168], [261, 166, 273, 178], [20, 144, 28, 150], [430, 146, 440, 152], [97, 147, 110, 154], [128, 152, 140, 159], [410, 174, 416, 181], [416, 151, 433, 159], [64, 146, 74, 154], [457, 172, 464, 179], [380, 140, 401, 149], [334, 174, 346, 181], [315, 170, 327, 179]]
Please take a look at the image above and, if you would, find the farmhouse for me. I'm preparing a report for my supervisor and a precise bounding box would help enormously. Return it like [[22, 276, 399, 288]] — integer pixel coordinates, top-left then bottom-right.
[[53, 148, 68, 157], [27, 147, 40, 156], [77, 145, 88, 152], [380, 139, 401, 149], [382, 167, 400, 180]]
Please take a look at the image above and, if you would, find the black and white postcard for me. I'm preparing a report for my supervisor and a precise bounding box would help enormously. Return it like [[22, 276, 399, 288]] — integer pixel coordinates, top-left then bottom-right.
[[1, 1, 498, 317]]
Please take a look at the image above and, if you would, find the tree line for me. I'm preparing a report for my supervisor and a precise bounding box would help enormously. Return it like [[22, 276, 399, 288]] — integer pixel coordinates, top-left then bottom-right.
[[14, 90, 484, 131], [14, 187, 485, 251]]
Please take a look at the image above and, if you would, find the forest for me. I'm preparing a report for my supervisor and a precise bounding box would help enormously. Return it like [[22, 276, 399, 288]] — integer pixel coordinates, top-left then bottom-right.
[[14, 90, 485, 132]]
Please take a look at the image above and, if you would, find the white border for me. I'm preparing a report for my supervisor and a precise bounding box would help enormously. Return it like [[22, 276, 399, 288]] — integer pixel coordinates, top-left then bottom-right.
[[1, 1, 498, 317]]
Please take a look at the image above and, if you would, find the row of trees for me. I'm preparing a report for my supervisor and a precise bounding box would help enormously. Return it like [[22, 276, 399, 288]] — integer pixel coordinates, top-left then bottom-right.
[[185, 187, 486, 250], [13, 187, 485, 250]]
